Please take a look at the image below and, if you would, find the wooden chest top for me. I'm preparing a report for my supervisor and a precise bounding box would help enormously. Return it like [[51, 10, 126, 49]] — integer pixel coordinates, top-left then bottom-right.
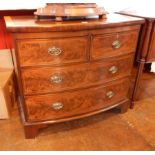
[[4, 13, 144, 32]]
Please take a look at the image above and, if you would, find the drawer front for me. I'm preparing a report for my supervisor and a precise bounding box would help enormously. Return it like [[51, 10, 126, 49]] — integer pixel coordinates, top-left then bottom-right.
[[25, 78, 129, 122], [17, 36, 88, 67], [91, 30, 139, 60], [22, 54, 134, 95]]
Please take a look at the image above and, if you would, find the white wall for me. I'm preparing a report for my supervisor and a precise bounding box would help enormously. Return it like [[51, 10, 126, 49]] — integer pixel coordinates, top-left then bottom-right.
[[0, 49, 13, 69]]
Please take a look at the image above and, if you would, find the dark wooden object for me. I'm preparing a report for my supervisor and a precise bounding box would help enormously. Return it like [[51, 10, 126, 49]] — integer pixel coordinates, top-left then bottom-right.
[[34, 3, 107, 21], [4, 13, 144, 138], [118, 8, 155, 108]]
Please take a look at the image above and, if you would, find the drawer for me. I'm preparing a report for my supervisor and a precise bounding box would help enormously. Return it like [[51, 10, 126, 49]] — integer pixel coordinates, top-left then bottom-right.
[[25, 78, 130, 122], [17, 36, 88, 67], [91, 30, 139, 60], [21, 54, 134, 95]]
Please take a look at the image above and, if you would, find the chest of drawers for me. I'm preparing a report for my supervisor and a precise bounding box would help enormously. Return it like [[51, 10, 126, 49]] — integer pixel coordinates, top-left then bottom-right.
[[4, 14, 144, 138], [118, 9, 155, 107]]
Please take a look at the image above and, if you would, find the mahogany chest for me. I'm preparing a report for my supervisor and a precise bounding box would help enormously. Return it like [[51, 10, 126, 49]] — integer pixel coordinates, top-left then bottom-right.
[[4, 14, 144, 138], [118, 8, 155, 107]]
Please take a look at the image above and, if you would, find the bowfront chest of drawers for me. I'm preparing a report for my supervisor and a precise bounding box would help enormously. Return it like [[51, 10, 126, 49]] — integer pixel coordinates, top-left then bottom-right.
[[4, 14, 144, 138]]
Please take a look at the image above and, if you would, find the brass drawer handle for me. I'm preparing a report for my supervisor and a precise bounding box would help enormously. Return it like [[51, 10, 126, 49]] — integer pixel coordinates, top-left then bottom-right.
[[109, 66, 118, 74], [52, 102, 63, 110], [48, 47, 62, 56], [112, 40, 121, 49], [106, 91, 115, 99], [50, 74, 62, 84]]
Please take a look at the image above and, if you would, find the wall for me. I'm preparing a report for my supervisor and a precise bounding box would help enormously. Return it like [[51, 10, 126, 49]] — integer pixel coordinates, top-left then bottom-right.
[[0, 18, 13, 68], [0, 49, 13, 68], [0, 9, 35, 68], [0, 0, 154, 70]]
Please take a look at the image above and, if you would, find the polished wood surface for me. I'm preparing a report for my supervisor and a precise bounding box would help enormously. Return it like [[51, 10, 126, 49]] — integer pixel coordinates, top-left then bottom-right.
[[21, 54, 134, 95], [118, 10, 155, 62], [91, 30, 139, 60], [34, 3, 107, 21], [25, 78, 129, 122], [4, 13, 143, 138], [4, 14, 144, 32], [13, 25, 141, 39], [147, 25, 155, 61], [17, 36, 88, 66]]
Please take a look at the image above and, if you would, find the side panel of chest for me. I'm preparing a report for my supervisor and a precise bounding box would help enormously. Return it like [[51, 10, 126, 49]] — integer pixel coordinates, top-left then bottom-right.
[[147, 23, 155, 61]]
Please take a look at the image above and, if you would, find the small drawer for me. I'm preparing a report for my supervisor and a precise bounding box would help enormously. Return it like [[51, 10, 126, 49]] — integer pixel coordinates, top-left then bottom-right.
[[25, 78, 130, 122], [17, 36, 88, 67], [21, 54, 134, 95], [91, 30, 139, 60]]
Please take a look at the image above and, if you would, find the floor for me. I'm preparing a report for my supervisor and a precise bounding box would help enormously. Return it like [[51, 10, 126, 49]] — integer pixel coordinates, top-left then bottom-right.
[[0, 69, 155, 150]]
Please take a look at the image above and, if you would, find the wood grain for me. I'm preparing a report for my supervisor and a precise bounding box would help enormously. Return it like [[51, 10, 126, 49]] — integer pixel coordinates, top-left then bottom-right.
[[21, 54, 134, 95], [17, 36, 89, 67], [4, 13, 143, 138], [4, 14, 144, 33], [117, 10, 155, 107], [13, 25, 141, 40], [91, 30, 139, 60], [147, 24, 155, 61], [25, 78, 129, 122]]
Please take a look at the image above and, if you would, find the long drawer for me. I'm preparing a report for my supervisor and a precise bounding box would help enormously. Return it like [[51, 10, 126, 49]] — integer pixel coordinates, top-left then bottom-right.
[[21, 54, 134, 95], [91, 30, 139, 60], [25, 78, 129, 122], [17, 36, 89, 67]]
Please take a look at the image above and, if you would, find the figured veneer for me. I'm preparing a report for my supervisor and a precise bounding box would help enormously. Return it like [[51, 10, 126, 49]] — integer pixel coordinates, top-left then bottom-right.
[[147, 27, 155, 61], [25, 78, 129, 122], [4, 13, 144, 138], [17, 37, 89, 67], [21, 54, 134, 95], [91, 30, 139, 60]]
